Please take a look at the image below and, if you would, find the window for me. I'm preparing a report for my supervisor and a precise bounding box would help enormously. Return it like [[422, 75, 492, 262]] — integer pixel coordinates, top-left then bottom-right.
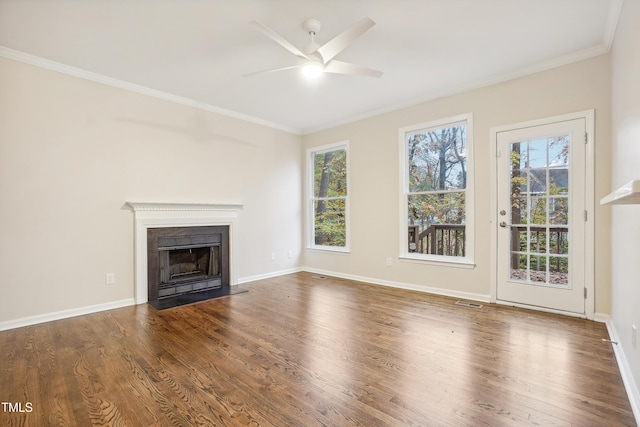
[[400, 114, 474, 265], [308, 142, 349, 251]]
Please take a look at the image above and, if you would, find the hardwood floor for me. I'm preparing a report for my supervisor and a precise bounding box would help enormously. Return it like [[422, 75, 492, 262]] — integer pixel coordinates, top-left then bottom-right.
[[0, 272, 636, 426]]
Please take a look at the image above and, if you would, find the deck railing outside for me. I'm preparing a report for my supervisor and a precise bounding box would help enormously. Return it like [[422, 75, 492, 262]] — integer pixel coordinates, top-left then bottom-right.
[[509, 225, 568, 272], [409, 224, 465, 257], [408, 224, 569, 269]]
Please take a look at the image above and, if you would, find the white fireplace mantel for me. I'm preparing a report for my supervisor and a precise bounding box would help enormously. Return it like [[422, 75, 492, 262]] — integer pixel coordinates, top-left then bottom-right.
[[126, 202, 244, 212], [126, 202, 243, 304], [600, 180, 640, 205]]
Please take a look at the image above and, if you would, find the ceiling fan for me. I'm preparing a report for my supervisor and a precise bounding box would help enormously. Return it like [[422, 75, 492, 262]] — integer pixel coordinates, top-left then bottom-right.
[[244, 17, 383, 78]]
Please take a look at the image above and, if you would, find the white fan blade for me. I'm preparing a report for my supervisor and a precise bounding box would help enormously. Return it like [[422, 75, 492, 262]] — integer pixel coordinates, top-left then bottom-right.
[[324, 60, 383, 78], [242, 64, 301, 77], [316, 17, 375, 63], [250, 20, 309, 59]]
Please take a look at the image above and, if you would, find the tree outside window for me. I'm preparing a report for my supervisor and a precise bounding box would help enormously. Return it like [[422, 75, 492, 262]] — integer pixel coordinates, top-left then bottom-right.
[[403, 116, 473, 262], [309, 143, 348, 249], [508, 136, 570, 284]]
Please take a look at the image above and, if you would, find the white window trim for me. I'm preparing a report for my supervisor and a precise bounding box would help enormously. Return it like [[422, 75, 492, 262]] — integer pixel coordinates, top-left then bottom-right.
[[306, 140, 351, 253], [398, 113, 475, 266]]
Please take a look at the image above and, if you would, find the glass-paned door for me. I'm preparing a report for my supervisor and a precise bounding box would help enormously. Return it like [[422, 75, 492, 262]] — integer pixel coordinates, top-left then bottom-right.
[[496, 118, 586, 314]]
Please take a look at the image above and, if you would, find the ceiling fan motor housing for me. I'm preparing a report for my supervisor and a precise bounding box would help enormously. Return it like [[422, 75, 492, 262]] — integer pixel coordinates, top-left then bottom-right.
[[303, 18, 322, 35], [302, 19, 322, 57]]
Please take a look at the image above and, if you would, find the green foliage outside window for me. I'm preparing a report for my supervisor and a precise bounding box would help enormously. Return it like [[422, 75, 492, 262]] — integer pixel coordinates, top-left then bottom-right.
[[406, 123, 467, 256], [312, 148, 347, 247], [509, 137, 570, 279]]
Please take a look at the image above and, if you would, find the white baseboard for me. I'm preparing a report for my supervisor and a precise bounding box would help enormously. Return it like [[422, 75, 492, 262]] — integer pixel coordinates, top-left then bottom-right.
[[0, 268, 303, 331], [605, 318, 640, 425], [297, 268, 639, 423], [2, 269, 636, 426], [301, 267, 491, 303], [237, 267, 303, 285], [0, 298, 135, 331]]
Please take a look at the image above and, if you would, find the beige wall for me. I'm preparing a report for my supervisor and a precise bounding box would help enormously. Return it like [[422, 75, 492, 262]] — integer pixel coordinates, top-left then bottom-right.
[[303, 55, 612, 314], [610, 0, 640, 409], [0, 57, 302, 325], [0, 47, 616, 327]]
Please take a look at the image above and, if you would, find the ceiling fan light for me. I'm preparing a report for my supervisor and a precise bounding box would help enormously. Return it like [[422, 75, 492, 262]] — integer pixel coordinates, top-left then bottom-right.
[[302, 61, 323, 78]]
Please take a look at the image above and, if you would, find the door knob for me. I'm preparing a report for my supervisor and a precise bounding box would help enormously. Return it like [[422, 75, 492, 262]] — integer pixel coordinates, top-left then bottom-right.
[[500, 221, 509, 228]]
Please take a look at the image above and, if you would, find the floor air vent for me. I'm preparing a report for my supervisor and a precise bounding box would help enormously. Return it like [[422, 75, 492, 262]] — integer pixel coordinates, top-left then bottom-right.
[[311, 275, 327, 279], [455, 301, 483, 309]]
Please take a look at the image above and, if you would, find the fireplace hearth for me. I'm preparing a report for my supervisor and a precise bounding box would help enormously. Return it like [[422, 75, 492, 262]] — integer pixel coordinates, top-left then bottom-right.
[[147, 226, 230, 309], [126, 202, 243, 306]]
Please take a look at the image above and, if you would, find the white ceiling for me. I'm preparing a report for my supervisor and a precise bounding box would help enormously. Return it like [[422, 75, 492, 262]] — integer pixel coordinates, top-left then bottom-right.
[[0, 0, 622, 134]]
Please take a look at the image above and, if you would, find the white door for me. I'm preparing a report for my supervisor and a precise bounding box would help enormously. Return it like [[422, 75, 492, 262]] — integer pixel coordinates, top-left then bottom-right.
[[496, 118, 587, 314]]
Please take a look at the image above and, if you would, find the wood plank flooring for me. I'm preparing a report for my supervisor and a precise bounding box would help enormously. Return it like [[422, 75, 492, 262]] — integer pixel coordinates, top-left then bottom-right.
[[0, 272, 636, 426]]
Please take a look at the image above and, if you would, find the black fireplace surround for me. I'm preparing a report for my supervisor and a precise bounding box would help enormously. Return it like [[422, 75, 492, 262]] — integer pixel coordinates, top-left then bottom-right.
[[147, 226, 230, 309]]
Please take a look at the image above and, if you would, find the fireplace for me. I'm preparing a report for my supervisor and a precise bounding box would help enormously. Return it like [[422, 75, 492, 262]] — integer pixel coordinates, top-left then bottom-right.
[[126, 202, 243, 309], [147, 226, 230, 309]]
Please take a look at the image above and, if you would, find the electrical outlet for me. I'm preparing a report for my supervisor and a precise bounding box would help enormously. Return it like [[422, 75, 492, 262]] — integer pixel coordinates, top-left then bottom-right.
[[632, 325, 637, 349], [287, 250, 293, 259], [386, 257, 393, 267], [105, 273, 115, 285], [271, 252, 276, 261]]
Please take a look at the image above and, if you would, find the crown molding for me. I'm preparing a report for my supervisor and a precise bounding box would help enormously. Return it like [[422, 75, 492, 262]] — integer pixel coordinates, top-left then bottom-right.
[[604, 0, 625, 51], [302, 43, 610, 134], [303, 0, 624, 135], [0, 46, 301, 135], [2, 0, 623, 138]]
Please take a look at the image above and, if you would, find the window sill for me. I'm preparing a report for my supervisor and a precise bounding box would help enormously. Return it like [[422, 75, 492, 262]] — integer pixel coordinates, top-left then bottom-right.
[[399, 255, 476, 269], [307, 246, 351, 255]]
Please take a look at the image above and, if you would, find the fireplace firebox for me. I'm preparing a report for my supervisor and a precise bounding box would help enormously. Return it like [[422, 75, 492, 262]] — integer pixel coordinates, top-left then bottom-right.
[[147, 226, 230, 309]]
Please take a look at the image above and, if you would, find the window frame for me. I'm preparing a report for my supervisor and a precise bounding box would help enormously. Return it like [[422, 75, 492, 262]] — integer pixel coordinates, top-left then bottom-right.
[[307, 140, 350, 253], [398, 113, 475, 267]]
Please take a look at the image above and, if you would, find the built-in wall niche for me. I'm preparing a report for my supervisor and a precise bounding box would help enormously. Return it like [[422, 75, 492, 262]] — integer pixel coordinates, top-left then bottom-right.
[[147, 225, 230, 309]]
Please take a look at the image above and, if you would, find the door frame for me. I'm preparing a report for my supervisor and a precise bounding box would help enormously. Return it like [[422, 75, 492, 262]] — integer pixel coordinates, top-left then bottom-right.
[[489, 110, 595, 319]]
